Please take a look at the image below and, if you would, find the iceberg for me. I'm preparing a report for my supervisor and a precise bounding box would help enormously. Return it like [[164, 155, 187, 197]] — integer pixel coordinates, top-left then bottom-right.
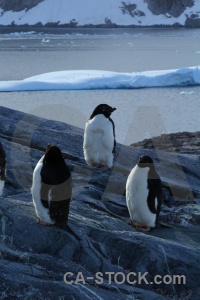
[[0, 67, 199, 92]]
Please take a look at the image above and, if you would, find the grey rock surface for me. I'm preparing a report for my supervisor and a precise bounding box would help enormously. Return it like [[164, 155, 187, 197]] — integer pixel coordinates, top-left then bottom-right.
[[0, 106, 200, 299], [145, 0, 194, 17], [131, 131, 200, 155], [185, 15, 200, 27]]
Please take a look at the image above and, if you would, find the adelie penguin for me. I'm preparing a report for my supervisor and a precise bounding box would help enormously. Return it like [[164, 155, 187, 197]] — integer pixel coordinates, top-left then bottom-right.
[[0, 142, 6, 196], [83, 104, 116, 169], [126, 155, 162, 232], [31, 145, 72, 230]]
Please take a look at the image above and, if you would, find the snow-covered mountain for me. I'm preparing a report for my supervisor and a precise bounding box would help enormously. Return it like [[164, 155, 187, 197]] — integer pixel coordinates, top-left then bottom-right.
[[0, 0, 200, 28]]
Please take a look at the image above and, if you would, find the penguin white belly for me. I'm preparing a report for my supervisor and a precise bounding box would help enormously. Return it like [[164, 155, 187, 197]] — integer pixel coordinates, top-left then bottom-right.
[[126, 166, 156, 228], [31, 155, 54, 224], [0, 180, 4, 196], [84, 115, 114, 168]]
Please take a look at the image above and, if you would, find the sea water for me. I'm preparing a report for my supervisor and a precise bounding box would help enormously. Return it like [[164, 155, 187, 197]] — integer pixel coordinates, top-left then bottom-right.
[[0, 27, 200, 145]]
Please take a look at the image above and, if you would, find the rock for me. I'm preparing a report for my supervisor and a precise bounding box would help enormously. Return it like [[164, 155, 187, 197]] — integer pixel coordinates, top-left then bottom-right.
[[120, 2, 145, 18], [131, 131, 200, 155], [0, 106, 200, 299], [145, 0, 194, 18], [185, 15, 200, 28], [131, 132, 200, 201], [195, 198, 200, 205], [162, 187, 175, 207], [0, 0, 43, 12], [191, 205, 200, 225]]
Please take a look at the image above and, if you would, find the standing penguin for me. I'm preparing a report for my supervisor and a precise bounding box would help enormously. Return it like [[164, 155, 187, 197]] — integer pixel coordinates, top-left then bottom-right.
[[31, 145, 72, 229], [83, 104, 116, 169], [126, 155, 162, 231], [0, 142, 6, 196]]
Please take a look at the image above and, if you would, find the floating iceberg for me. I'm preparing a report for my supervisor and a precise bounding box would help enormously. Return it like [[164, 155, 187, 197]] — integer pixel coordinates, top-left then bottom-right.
[[0, 67, 199, 92]]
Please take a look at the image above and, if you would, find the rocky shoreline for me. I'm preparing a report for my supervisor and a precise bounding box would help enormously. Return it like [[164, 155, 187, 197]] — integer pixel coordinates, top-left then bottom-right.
[[0, 20, 199, 30], [131, 131, 200, 155], [0, 106, 200, 299]]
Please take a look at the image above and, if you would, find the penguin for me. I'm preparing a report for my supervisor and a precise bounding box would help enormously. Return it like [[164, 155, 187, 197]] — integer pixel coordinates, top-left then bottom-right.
[[126, 155, 162, 231], [31, 145, 72, 229], [0, 142, 6, 196], [83, 104, 116, 169]]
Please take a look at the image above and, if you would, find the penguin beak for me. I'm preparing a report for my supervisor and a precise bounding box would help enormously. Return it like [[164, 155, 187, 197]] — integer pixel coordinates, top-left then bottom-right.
[[108, 107, 116, 112]]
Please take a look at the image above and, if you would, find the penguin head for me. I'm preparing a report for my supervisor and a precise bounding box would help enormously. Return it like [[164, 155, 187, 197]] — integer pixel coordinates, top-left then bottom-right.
[[43, 145, 64, 164], [90, 104, 116, 119], [137, 155, 154, 169]]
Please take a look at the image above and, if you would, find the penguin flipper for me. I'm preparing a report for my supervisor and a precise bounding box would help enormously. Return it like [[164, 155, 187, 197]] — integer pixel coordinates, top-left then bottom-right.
[[31, 156, 54, 225], [147, 177, 162, 215]]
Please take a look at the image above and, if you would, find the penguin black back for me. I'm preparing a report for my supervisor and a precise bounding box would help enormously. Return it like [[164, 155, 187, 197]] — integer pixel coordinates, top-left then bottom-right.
[[41, 145, 71, 185], [40, 145, 72, 228], [138, 155, 162, 224]]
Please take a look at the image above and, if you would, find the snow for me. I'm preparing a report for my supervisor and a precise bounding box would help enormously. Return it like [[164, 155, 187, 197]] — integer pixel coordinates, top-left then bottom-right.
[[0, 0, 199, 27], [0, 67, 199, 92]]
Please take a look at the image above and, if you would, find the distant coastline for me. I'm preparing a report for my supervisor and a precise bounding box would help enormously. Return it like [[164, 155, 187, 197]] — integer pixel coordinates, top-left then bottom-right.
[[0, 21, 199, 32], [0, 24, 199, 35]]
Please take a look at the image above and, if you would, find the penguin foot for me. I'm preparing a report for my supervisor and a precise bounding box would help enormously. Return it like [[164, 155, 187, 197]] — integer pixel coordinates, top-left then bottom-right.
[[92, 162, 101, 168], [92, 163, 110, 170], [100, 165, 109, 170], [37, 219, 53, 226], [131, 222, 150, 232]]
